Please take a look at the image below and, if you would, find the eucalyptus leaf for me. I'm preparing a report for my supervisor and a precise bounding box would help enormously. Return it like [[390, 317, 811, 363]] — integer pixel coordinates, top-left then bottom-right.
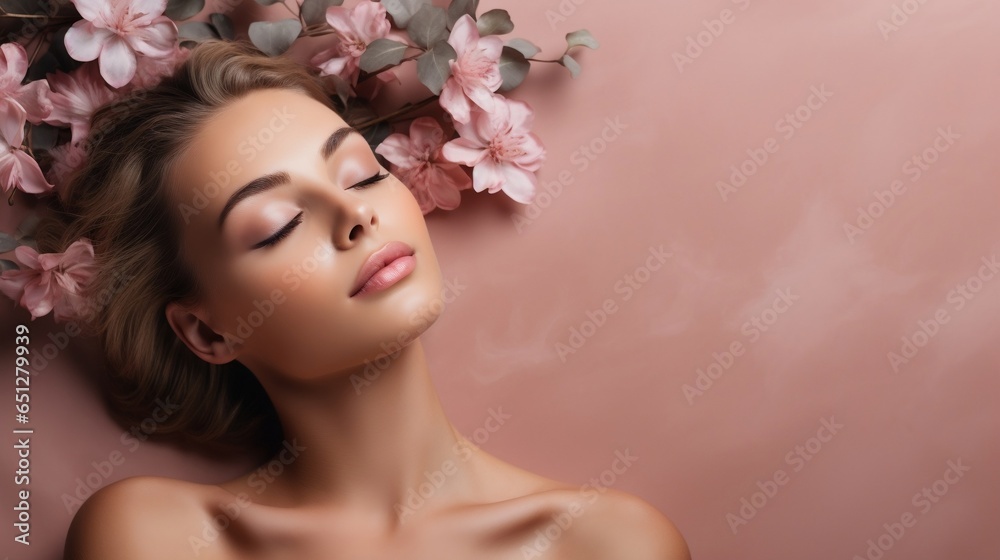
[[209, 13, 234, 40], [164, 0, 205, 21], [253, 0, 286, 5], [301, 0, 344, 26], [505, 38, 539, 58], [0, 233, 17, 254], [560, 54, 581, 78], [416, 41, 456, 95], [446, 0, 478, 28], [248, 19, 302, 56], [565, 29, 599, 50], [498, 46, 528, 92], [407, 4, 448, 49], [177, 21, 219, 42], [359, 38, 409, 73], [476, 9, 513, 36], [380, 0, 428, 28], [0, 260, 19, 273]]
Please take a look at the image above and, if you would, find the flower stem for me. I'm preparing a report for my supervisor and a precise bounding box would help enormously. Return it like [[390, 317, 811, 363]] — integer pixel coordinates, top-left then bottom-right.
[[352, 95, 438, 130]]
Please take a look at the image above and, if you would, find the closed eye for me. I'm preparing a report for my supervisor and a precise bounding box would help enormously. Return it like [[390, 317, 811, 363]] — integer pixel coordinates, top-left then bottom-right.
[[253, 211, 303, 249], [351, 171, 390, 190]]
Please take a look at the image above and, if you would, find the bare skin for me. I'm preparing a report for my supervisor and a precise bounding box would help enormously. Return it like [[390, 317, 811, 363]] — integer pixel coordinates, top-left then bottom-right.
[[62, 88, 690, 560]]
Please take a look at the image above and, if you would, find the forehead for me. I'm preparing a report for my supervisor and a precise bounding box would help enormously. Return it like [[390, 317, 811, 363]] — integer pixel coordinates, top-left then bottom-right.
[[166, 88, 345, 228]]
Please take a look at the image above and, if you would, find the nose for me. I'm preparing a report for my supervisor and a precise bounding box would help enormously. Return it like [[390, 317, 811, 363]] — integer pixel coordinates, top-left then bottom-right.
[[330, 189, 378, 250]]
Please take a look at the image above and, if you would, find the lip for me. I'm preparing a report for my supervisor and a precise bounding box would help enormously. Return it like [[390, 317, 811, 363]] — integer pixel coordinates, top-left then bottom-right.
[[350, 241, 416, 297]]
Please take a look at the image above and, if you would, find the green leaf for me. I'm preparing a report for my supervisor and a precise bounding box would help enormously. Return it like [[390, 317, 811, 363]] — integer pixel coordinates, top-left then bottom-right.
[[559, 53, 581, 78], [566, 29, 599, 50], [446, 0, 478, 28], [177, 21, 219, 42], [359, 38, 409, 73], [505, 38, 539, 58], [498, 46, 528, 92], [301, 0, 344, 26], [416, 41, 456, 95], [0, 259, 18, 273], [476, 9, 513, 36], [407, 4, 448, 49], [164, 0, 204, 20], [0, 233, 17, 254], [381, 0, 428, 28], [253, 0, 285, 5], [209, 13, 234, 40], [248, 19, 302, 56]]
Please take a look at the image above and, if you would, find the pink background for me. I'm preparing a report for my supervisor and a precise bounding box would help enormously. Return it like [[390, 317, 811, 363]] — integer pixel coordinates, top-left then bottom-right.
[[3, 0, 999, 558]]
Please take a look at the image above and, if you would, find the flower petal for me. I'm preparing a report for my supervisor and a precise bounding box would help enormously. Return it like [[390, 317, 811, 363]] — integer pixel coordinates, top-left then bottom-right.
[[374, 133, 416, 168], [439, 77, 471, 124], [408, 117, 445, 153], [447, 15, 480, 55], [98, 36, 137, 88], [0, 43, 28, 90], [14, 79, 54, 123], [127, 17, 178, 58], [70, 0, 106, 23], [472, 158, 505, 194], [12, 151, 55, 193], [64, 21, 112, 63], [441, 138, 485, 167], [498, 164, 537, 203]]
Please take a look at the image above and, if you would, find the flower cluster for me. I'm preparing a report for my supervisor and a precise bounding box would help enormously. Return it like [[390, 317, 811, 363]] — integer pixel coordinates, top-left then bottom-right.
[[0, 0, 596, 323]]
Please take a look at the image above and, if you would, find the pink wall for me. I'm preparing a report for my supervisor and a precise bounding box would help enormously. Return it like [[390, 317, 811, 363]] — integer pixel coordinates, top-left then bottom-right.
[[3, 0, 998, 558]]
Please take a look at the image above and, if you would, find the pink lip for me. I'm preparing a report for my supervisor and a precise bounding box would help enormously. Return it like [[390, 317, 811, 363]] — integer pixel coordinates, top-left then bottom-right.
[[350, 241, 416, 297]]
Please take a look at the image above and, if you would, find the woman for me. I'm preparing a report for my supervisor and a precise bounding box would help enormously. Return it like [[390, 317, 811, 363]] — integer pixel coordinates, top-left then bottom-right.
[[48, 39, 690, 559]]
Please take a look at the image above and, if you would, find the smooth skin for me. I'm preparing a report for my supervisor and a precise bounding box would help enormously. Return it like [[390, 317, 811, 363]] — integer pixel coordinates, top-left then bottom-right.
[[62, 88, 691, 560]]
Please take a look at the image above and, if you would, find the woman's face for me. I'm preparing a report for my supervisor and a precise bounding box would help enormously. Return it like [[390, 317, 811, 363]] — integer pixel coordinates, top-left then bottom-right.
[[165, 87, 445, 380]]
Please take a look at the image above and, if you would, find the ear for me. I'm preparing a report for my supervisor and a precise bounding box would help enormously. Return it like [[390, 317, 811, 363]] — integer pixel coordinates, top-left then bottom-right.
[[165, 300, 240, 365]]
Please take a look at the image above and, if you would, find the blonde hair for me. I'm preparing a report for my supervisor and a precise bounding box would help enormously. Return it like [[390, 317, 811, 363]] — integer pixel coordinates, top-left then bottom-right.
[[36, 38, 336, 458]]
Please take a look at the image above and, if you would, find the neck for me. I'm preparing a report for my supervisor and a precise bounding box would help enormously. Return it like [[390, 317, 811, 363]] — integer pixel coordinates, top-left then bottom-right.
[[245, 339, 480, 528]]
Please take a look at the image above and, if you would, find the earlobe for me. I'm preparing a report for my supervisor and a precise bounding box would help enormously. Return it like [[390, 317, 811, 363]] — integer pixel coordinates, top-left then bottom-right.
[[164, 301, 239, 365]]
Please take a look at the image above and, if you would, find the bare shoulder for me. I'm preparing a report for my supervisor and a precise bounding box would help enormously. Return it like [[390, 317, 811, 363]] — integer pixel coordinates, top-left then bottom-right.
[[63, 475, 226, 560], [542, 487, 691, 560]]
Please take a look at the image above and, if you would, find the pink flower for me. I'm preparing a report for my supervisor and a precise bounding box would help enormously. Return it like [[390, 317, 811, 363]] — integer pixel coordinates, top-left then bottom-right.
[[0, 239, 98, 322], [375, 117, 472, 214], [44, 62, 118, 148], [0, 42, 53, 124], [130, 43, 189, 90], [439, 15, 503, 125], [0, 105, 54, 195], [441, 97, 545, 204], [310, 1, 391, 85], [64, 0, 179, 89]]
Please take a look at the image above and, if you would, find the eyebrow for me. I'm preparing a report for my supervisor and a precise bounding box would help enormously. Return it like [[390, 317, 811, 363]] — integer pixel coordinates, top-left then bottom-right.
[[216, 126, 361, 230]]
